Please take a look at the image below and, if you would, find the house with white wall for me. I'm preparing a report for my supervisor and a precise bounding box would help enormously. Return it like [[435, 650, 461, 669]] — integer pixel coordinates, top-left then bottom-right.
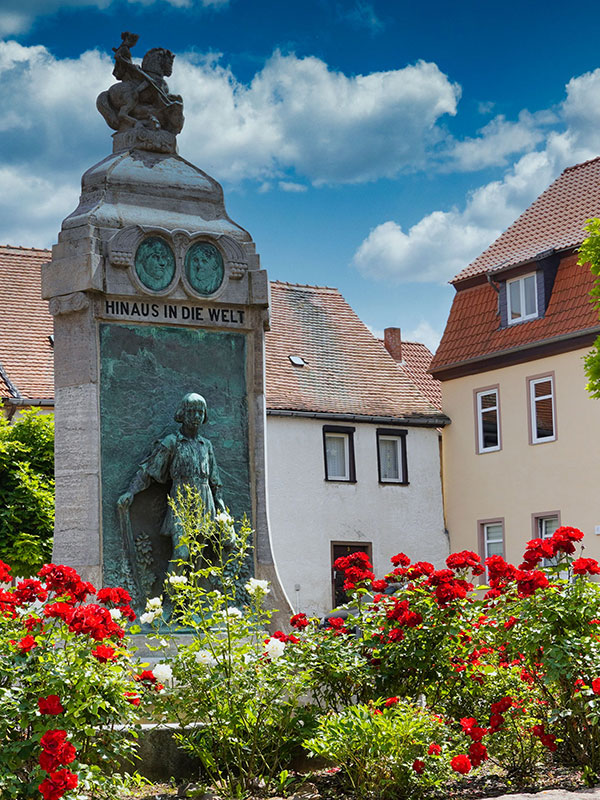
[[0, 247, 450, 615]]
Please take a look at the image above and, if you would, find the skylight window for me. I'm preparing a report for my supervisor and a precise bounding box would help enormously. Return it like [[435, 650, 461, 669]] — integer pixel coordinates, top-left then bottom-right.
[[288, 355, 306, 367]]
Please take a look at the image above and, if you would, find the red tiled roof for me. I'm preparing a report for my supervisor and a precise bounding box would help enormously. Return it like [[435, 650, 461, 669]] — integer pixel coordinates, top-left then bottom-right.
[[430, 253, 599, 374], [453, 157, 600, 283], [0, 249, 442, 421], [266, 282, 442, 419], [0, 245, 54, 400], [399, 341, 442, 409]]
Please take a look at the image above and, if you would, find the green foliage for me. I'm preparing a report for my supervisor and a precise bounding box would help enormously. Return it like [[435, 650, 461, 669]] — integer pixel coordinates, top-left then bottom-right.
[[305, 701, 454, 800], [578, 219, 600, 397], [146, 489, 314, 798], [0, 410, 54, 576]]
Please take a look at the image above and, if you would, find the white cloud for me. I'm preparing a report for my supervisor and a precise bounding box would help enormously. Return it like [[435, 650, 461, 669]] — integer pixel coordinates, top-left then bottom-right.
[[278, 181, 307, 192], [0, 41, 460, 245], [353, 68, 600, 285], [0, 0, 227, 35], [446, 111, 549, 172], [175, 51, 460, 184], [403, 320, 442, 353]]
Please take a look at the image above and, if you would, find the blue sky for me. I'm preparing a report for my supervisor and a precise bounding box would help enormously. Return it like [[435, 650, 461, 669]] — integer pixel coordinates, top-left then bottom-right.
[[2, 0, 600, 350]]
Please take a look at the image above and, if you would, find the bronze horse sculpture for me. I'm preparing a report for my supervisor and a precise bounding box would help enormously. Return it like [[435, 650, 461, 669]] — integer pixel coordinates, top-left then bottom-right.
[[97, 40, 184, 135]]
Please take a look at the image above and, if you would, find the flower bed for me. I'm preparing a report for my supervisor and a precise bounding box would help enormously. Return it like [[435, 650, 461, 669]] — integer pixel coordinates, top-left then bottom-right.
[[3, 490, 600, 799]]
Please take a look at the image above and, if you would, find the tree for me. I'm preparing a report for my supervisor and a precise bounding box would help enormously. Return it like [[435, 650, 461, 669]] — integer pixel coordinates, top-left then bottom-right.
[[578, 219, 600, 398], [0, 409, 54, 576]]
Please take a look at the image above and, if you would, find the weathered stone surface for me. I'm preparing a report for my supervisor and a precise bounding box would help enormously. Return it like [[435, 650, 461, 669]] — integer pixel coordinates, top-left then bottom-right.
[[47, 38, 293, 622]]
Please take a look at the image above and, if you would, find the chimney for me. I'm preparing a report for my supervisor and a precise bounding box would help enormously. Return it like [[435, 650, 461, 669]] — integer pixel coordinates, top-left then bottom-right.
[[384, 327, 402, 362]]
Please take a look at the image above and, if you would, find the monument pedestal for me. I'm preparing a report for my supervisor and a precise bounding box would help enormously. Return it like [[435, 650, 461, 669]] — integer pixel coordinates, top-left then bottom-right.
[[43, 141, 292, 623]]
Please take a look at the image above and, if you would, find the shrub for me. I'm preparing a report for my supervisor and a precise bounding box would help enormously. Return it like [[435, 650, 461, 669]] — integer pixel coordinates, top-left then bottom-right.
[[304, 700, 455, 800], [0, 559, 145, 799], [0, 410, 54, 576], [146, 489, 315, 798]]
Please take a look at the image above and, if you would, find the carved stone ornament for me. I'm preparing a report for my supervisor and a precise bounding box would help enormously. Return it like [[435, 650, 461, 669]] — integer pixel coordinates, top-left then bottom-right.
[[48, 292, 90, 317], [96, 32, 184, 153], [106, 225, 249, 296]]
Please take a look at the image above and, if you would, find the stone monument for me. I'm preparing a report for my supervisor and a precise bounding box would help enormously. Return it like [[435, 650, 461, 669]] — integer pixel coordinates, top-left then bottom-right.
[[42, 33, 291, 617]]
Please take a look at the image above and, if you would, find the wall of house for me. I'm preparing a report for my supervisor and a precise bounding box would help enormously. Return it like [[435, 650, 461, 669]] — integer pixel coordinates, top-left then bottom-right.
[[265, 415, 449, 617], [442, 347, 600, 564]]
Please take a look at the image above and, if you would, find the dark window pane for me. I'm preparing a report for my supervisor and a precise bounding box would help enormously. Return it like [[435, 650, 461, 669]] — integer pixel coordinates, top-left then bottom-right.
[[509, 280, 521, 318], [480, 392, 497, 410], [535, 397, 554, 439], [481, 409, 498, 448], [524, 275, 537, 316], [534, 379, 552, 398]]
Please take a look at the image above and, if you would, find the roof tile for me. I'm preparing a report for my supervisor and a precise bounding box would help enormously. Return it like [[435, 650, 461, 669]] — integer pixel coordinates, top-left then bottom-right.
[[453, 156, 600, 283]]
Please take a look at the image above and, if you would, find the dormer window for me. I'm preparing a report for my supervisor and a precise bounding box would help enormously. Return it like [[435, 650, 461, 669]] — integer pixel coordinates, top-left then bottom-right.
[[507, 272, 538, 323]]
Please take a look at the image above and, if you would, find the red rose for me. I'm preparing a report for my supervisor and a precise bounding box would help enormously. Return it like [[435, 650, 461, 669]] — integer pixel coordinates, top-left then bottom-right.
[[290, 613, 310, 629], [469, 741, 488, 767], [18, 635, 37, 653], [0, 559, 11, 583], [39, 730, 76, 772], [97, 587, 132, 606], [124, 691, 140, 706], [38, 696, 64, 715], [371, 579, 388, 591], [446, 551, 484, 575], [490, 696, 512, 715], [38, 769, 78, 800], [384, 696, 398, 707], [412, 759, 425, 774], [406, 561, 434, 579], [451, 754, 472, 774], [135, 670, 157, 684], [91, 644, 116, 663], [428, 743, 441, 755], [592, 678, 600, 695], [390, 552, 411, 567], [573, 558, 600, 575], [14, 578, 48, 605]]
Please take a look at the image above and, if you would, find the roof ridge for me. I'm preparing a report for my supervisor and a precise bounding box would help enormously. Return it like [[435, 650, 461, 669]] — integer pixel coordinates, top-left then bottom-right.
[[0, 244, 51, 253], [270, 280, 339, 291], [562, 155, 600, 173]]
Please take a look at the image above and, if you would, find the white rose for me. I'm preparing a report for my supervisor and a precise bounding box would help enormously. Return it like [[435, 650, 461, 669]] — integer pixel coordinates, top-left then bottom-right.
[[153, 663, 173, 682], [215, 511, 233, 526], [222, 606, 242, 619], [264, 637, 286, 660], [146, 597, 162, 611], [195, 649, 217, 666], [109, 608, 122, 620], [140, 611, 156, 625], [245, 578, 270, 596], [168, 575, 188, 585]]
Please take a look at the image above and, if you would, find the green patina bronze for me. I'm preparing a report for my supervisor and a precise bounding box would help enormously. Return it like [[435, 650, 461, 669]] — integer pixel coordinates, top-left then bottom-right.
[[99, 323, 251, 607], [185, 241, 224, 295], [135, 236, 176, 291]]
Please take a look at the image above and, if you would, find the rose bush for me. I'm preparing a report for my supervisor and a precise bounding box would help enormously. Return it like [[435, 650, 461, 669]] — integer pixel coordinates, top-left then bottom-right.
[[0, 560, 147, 799], [145, 489, 315, 798]]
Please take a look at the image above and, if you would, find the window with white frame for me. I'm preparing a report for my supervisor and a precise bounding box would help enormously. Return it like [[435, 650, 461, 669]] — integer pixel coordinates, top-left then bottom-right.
[[376, 429, 408, 484], [536, 513, 560, 567], [476, 387, 500, 453], [507, 272, 538, 323], [529, 375, 556, 443], [482, 521, 504, 559], [323, 426, 355, 482]]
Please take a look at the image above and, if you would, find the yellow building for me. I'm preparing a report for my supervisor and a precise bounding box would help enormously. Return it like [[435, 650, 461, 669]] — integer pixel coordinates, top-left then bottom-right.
[[430, 156, 600, 565]]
